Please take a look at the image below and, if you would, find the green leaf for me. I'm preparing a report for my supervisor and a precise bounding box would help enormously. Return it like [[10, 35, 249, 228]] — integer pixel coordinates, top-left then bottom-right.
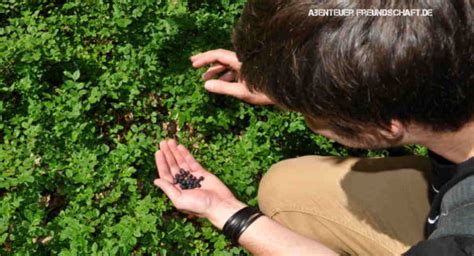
[[116, 18, 132, 28], [72, 70, 80, 81]]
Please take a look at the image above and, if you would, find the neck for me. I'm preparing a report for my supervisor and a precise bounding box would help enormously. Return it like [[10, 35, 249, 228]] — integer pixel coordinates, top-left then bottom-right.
[[420, 122, 474, 164]]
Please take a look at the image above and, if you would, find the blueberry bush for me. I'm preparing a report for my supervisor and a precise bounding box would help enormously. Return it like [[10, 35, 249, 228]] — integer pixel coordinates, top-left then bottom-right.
[[0, 1, 427, 255]]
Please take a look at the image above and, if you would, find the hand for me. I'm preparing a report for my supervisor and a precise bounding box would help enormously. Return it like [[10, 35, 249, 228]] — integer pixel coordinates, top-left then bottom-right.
[[190, 49, 274, 105], [153, 139, 247, 229]]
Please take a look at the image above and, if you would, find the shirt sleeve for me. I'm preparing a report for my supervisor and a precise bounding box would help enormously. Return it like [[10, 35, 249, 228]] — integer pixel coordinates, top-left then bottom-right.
[[403, 235, 474, 256]]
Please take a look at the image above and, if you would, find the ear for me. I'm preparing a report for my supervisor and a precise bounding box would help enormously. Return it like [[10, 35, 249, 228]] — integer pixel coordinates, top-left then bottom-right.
[[378, 120, 405, 140]]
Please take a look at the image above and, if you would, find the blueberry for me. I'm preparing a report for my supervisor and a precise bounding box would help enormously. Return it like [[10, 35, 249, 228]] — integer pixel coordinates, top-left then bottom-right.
[[173, 169, 202, 189]]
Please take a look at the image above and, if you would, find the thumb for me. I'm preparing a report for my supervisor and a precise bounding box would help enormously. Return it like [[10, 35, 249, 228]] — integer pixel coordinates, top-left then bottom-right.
[[204, 80, 246, 99], [154, 179, 181, 201]]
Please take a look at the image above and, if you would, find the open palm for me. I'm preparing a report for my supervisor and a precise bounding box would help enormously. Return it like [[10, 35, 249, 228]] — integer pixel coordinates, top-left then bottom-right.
[[153, 139, 237, 218]]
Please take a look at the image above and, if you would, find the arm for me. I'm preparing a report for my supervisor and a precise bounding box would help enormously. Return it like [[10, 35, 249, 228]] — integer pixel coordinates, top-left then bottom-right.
[[207, 198, 338, 256], [153, 139, 337, 256]]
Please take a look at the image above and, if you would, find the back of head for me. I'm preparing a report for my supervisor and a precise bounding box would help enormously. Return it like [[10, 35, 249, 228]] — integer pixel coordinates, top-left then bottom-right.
[[233, 0, 473, 137]]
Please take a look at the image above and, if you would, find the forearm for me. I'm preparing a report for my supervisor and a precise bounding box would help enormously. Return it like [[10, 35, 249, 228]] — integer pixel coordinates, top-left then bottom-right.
[[207, 199, 338, 256]]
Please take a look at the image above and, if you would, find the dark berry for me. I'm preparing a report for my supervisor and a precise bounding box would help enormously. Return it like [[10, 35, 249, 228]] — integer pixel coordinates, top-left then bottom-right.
[[173, 168, 204, 190]]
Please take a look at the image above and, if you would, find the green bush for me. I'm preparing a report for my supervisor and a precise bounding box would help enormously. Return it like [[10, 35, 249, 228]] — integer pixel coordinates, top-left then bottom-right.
[[0, 1, 427, 255]]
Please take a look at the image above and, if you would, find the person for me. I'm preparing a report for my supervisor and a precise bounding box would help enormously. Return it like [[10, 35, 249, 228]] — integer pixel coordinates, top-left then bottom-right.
[[153, 0, 473, 255]]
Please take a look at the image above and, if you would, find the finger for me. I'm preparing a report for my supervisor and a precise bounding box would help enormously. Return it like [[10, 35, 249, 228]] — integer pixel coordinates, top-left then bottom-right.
[[191, 49, 234, 62], [202, 64, 228, 81], [218, 71, 235, 82], [190, 52, 204, 61], [154, 179, 181, 201], [167, 139, 192, 171], [177, 144, 206, 173], [190, 49, 241, 70], [154, 150, 173, 183], [204, 80, 247, 99], [159, 140, 180, 174]]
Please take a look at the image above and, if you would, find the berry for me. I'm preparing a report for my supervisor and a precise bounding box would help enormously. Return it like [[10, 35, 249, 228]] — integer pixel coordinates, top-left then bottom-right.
[[173, 168, 204, 190]]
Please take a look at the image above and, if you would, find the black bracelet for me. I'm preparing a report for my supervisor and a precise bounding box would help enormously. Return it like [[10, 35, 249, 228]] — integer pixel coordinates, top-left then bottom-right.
[[234, 211, 264, 243], [223, 207, 254, 237], [222, 206, 264, 245], [223, 207, 256, 242]]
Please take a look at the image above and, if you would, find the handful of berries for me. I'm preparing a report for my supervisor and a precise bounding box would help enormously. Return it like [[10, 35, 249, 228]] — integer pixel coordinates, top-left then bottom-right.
[[173, 168, 204, 190]]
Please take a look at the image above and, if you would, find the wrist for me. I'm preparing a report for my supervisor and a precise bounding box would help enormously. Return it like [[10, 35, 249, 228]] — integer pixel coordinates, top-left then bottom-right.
[[206, 198, 247, 230]]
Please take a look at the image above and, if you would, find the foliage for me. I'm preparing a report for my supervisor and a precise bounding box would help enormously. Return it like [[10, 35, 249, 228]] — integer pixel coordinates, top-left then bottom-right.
[[0, 1, 426, 255]]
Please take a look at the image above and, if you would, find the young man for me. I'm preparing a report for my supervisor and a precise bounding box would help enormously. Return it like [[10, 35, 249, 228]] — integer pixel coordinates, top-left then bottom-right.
[[154, 0, 473, 254]]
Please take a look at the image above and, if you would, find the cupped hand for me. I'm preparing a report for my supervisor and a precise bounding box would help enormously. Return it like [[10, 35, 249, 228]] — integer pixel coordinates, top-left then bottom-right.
[[190, 49, 274, 105], [153, 139, 240, 220]]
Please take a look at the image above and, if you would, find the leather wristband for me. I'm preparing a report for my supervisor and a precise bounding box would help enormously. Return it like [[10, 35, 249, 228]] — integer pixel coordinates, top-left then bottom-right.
[[234, 211, 264, 243], [222, 206, 264, 245]]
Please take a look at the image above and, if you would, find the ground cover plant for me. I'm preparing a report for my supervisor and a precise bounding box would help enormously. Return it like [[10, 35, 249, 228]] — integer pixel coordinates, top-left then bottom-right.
[[0, 0, 428, 255]]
